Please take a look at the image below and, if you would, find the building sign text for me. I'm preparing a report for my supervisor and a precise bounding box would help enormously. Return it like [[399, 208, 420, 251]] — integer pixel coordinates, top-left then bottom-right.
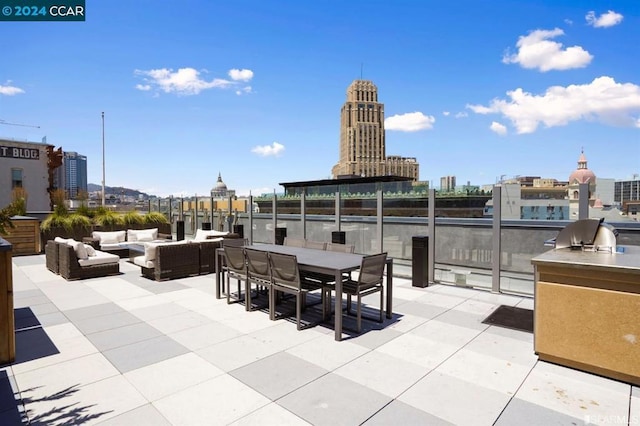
[[0, 146, 40, 160]]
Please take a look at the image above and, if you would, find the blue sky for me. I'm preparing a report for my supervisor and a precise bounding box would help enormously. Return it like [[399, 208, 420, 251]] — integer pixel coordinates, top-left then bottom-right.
[[1, 0, 639, 197]]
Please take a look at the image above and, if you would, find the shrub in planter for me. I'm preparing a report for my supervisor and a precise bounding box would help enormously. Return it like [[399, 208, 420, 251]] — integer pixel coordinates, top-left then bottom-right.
[[143, 211, 169, 224], [0, 207, 14, 235], [93, 209, 124, 231], [40, 212, 91, 250], [41, 213, 71, 232], [68, 213, 92, 230], [123, 211, 145, 227], [11, 187, 27, 216], [143, 211, 171, 235]]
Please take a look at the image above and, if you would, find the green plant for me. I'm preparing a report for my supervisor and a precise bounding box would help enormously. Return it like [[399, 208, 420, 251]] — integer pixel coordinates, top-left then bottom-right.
[[40, 214, 71, 231], [0, 192, 30, 234], [11, 187, 28, 216], [143, 211, 169, 224], [75, 203, 93, 218], [122, 210, 144, 226], [0, 206, 14, 235], [51, 189, 68, 216], [94, 206, 109, 216], [67, 213, 92, 229], [93, 209, 123, 227]]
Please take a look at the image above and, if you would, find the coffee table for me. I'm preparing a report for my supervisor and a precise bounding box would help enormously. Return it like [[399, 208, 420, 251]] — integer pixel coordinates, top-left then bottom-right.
[[121, 243, 145, 262]]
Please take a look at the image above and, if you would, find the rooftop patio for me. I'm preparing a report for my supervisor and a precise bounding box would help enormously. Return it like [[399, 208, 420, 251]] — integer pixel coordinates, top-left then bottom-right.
[[1, 253, 638, 425]]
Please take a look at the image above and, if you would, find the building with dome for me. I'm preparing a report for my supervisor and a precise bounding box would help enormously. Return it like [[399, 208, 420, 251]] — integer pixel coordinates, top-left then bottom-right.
[[210, 172, 235, 198], [568, 150, 597, 218], [485, 150, 623, 221], [566, 150, 618, 219]]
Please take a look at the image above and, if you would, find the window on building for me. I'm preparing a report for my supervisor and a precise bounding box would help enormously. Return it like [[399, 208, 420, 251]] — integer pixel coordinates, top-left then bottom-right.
[[11, 168, 23, 188]]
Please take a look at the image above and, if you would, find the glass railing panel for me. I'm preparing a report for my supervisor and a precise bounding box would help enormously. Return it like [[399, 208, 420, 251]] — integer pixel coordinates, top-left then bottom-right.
[[498, 221, 563, 295], [432, 190, 492, 290], [434, 219, 493, 290]]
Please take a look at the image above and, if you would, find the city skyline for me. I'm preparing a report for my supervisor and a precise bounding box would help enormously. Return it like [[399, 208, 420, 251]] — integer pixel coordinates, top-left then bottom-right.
[[1, 1, 638, 197]]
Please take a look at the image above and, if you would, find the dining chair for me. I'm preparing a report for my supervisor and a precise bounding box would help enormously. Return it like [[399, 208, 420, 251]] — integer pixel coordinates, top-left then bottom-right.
[[244, 248, 272, 312], [302, 242, 356, 318], [224, 245, 247, 306], [342, 252, 388, 333], [325, 242, 355, 253], [269, 252, 320, 330], [218, 238, 248, 293], [222, 238, 248, 247], [304, 240, 327, 250], [283, 237, 305, 247]]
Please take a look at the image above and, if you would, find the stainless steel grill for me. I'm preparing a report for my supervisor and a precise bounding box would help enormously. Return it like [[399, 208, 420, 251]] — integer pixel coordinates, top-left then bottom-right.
[[547, 218, 618, 253]]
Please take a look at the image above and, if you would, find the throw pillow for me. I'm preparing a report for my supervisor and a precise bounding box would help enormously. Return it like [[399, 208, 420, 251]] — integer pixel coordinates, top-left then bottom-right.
[[194, 229, 229, 241], [144, 242, 161, 262], [71, 240, 88, 260], [95, 230, 126, 245], [136, 231, 155, 242], [84, 244, 96, 257], [100, 233, 120, 245]]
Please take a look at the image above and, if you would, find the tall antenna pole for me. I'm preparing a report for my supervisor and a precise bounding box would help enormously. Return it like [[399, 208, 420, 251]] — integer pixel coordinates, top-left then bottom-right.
[[360, 63, 363, 79], [101, 112, 105, 207]]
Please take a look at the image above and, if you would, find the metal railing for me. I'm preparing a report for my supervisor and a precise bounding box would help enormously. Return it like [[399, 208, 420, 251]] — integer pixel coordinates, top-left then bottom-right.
[[144, 188, 640, 297]]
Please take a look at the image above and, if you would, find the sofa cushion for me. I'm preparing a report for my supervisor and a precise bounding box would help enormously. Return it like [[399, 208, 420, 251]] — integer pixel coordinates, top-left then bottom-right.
[[100, 243, 125, 250], [93, 230, 126, 245], [78, 250, 120, 266], [143, 240, 174, 262], [54, 237, 72, 244], [133, 255, 154, 269], [70, 240, 89, 260], [193, 229, 228, 241], [85, 244, 97, 257], [128, 228, 158, 242]]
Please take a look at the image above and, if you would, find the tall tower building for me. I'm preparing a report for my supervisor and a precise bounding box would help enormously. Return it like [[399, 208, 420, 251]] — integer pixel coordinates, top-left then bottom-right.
[[55, 151, 87, 199], [332, 80, 419, 180]]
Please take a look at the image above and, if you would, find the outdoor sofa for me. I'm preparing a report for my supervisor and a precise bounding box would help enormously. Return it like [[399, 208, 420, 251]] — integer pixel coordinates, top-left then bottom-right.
[[131, 229, 241, 281], [46, 238, 120, 280], [87, 228, 171, 257]]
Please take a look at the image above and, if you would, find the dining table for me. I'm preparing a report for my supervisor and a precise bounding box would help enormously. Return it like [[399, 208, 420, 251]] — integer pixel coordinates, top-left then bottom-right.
[[214, 243, 393, 341]]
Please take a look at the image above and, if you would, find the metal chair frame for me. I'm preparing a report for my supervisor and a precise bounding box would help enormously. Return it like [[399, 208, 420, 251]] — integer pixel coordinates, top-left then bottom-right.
[[224, 245, 247, 306], [244, 248, 272, 312], [342, 252, 387, 333]]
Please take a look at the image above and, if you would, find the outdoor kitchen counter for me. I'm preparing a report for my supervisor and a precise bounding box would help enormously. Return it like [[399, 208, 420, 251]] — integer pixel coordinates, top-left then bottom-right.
[[531, 246, 640, 386]]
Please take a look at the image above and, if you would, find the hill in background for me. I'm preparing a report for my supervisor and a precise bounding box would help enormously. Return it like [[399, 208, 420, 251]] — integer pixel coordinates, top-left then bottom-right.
[[87, 183, 154, 199]]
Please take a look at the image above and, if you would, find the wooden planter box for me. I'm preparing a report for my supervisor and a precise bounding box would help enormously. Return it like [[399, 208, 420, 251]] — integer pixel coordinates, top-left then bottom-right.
[[1, 216, 41, 256], [0, 238, 15, 364]]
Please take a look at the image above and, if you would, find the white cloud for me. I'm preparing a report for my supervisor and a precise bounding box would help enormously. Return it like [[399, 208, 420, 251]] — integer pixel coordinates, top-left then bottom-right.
[[455, 111, 468, 118], [490, 121, 507, 135], [442, 111, 450, 116], [467, 76, 640, 134], [134, 67, 254, 96], [236, 86, 252, 96], [586, 10, 623, 28], [502, 28, 593, 72], [228, 69, 254, 82], [0, 81, 25, 96], [385, 112, 435, 132], [251, 141, 285, 157]]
